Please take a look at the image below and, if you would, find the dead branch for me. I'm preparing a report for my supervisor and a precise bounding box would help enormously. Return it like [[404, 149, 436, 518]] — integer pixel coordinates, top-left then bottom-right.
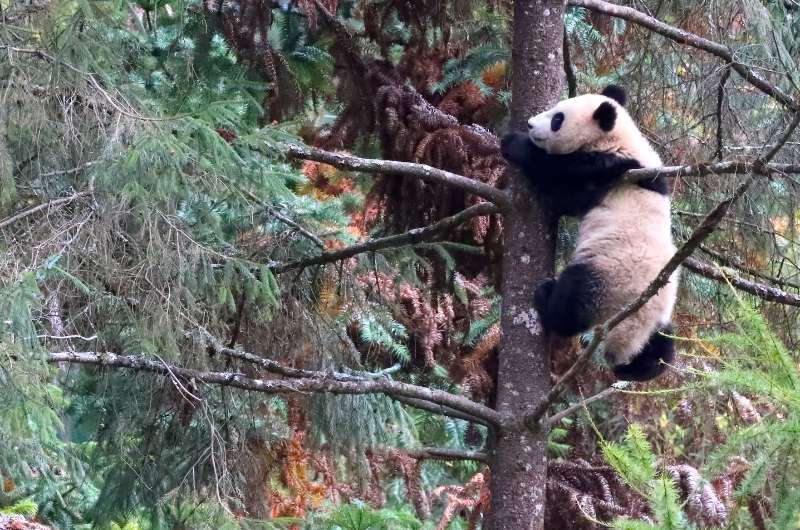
[[0, 191, 93, 230], [274, 202, 500, 273], [389, 395, 494, 426], [698, 245, 800, 290], [546, 386, 620, 426], [47, 351, 506, 427], [569, 0, 798, 111], [622, 161, 800, 183], [285, 144, 512, 209], [684, 257, 800, 306]]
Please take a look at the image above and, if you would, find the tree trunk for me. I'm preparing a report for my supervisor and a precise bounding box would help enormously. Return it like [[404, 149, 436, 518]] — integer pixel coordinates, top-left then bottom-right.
[[485, 1, 565, 529]]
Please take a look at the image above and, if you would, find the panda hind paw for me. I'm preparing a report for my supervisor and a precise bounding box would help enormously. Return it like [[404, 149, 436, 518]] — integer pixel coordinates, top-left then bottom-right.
[[533, 278, 557, 316]]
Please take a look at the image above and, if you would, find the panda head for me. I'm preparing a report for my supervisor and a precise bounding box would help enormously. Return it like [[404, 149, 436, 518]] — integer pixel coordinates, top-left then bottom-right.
[[527, 85, 635, 155]]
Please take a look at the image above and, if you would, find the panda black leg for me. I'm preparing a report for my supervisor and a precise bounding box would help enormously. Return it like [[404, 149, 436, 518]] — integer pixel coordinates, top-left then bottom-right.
[[533, 278, 557, 316], [535, 263, 601, 337], [612, 325, 676, 382]]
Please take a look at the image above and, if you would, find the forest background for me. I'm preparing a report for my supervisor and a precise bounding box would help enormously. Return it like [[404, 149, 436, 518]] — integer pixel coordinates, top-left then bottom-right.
[[2, 0, 800, 529]]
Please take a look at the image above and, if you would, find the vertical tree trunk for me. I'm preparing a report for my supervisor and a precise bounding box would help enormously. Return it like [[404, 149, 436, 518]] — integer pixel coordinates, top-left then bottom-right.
[[485, 1, 565, 529]]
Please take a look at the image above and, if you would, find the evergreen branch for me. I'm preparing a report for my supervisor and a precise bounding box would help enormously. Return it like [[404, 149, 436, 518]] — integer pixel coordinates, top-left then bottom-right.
[[684, 257, 800, 306], [524, 109, 800, 428], [0, 191, 92, 230], [389, 395, 494, 427], [274, 202, 500, 273], [569, 0, 799, 111], [285, 144, 512, 208], [47, 351, 506, 427], [545, 386, 619, 426], [407, 447, 489, 463]]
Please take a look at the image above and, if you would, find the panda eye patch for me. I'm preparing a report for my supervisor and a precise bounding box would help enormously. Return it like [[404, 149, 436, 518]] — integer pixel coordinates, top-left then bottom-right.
[[550, 112, 565, 132]]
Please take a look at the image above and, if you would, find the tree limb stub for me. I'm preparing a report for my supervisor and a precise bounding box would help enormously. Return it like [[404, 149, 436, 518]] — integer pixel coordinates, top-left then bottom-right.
[[569, 0, 798, 111], [47, 351, 506, 427], [285, 144, 512, 209]]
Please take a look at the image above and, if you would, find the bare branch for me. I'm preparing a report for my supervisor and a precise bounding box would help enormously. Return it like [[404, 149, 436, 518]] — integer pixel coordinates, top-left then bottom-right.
[[285, 144, 511, 209], [569, 0, 798, 111], [407, 447, 489, 463], [684, 257, 800, 306], [546, 386, 620, 426], [698, 245, 800, 290], [389, 395, 493, 426], [622, 161, 800, 184], [715, 66, 732, 160], [48, 351, 506, 427], [0, 191, 92, 230], [525, 109, 800, 427], [274, 202, 500, 273]]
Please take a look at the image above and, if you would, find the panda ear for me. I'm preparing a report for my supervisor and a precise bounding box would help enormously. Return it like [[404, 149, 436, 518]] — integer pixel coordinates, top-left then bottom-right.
[[593, 101, 617, 132], [601, 84, 627, 107]]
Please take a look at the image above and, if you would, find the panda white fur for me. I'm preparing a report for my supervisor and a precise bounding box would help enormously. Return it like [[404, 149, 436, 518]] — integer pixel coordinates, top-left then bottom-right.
[[501, 85, 679, 381]]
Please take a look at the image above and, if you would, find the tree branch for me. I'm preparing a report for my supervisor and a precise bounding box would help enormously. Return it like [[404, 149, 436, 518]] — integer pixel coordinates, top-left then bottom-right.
[[0, 191, 92, 230], [622, 161, 800, 183], [389, 395, 493, 427], [546, 386, 620, 426], [569, 0, 798, 111], [47, 351, 506, 427], [407, 447, 489, 463], [684, 256, 800, 306], [273, 202, 500, 273], [698, 245, 800, 290], [524, 109, 800, 428], [285, 144, 511, 209]]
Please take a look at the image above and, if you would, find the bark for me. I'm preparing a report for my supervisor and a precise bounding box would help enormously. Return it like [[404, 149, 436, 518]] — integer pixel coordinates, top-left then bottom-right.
[[484, 1, 565, 529]]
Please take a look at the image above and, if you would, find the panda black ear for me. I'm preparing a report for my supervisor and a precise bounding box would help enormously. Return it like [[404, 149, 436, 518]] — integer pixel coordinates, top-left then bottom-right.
[[601, 84, 627, 107], [593, 101, 617, 132]]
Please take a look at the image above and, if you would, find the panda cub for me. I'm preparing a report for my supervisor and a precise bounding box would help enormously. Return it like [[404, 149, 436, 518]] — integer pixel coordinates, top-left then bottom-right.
[[501, 85, 679, 382]]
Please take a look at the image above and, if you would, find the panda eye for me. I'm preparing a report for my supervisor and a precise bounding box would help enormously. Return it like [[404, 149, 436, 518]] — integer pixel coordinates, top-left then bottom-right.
[[550, 112, 565, 132]]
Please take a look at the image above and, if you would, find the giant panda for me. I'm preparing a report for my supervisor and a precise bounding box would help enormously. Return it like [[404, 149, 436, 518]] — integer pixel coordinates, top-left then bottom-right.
[[501, 85, 679, 382]]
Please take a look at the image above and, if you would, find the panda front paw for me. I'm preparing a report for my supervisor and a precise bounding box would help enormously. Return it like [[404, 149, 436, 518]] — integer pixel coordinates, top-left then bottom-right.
[[500, 132, 532, 163], [533, 278, 557, 317]]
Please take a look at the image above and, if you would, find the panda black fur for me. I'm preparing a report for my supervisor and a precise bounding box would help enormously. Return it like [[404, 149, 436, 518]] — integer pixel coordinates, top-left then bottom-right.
[[501, 85, 679, 382]]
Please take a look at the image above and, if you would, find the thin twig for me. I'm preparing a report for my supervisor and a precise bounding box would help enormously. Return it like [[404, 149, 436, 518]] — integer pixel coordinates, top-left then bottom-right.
[[569, 0, 798, 111], [265, 206, 325, 248], [622, 161, 800, 183], [715, 66, 731, 160], [546, 386, 619, 426], [273, 202, 499, 273], [285, 144, 511, 209]]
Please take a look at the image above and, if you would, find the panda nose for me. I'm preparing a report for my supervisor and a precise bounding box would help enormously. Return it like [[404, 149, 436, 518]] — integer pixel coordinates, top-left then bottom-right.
[[527, 122, 534, 129]]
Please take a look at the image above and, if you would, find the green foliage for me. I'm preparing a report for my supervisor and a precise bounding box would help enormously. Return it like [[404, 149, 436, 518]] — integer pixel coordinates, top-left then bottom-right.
[[604, 425, 691, 530], [309, 501, 422, 530], [699, 297, 800, 528]]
